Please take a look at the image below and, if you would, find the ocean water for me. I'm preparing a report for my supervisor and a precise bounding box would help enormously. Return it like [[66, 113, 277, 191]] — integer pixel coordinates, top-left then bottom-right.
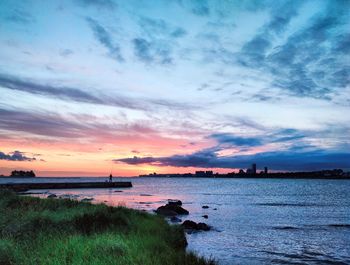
[[1, 177, 350, 264]]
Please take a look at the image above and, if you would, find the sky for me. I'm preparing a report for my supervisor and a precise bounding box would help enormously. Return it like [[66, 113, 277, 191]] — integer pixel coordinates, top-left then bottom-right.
[[0, 0, 349, 177]]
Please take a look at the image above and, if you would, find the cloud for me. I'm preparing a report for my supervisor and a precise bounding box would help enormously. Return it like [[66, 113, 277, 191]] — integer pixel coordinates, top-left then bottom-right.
[[270, 129, 305, 143], [132, 17, 187, 65], [59, 49, 74, 57], [209, 128, 306, 149], [86, 17, 124, 61], [75, 0, 116, 10], [115, 148, 350, 171], [211, 133, 262, 147], [139, 17, 187, 39], [0, 73, 195, 111], [236, 0, 350, 100], [190, 0, 210, 16], [0, 74, 101, 104], [0, 108, 86, 138], [0, 150, 36, 161], [132, 38, 172, 64], [116, 126, 350, 171], [5, 9, 35, 24]]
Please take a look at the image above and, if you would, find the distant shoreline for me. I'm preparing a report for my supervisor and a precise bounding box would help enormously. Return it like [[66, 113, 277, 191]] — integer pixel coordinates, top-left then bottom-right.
[[140, 169, 350, 179]]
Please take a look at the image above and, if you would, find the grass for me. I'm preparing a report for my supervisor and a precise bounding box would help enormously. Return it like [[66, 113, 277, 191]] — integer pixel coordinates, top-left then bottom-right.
[[0, 190, 215, 265]]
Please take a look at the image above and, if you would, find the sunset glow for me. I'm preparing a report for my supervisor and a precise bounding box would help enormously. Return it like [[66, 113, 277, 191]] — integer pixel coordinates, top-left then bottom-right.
[[1, 0, 350, 176]]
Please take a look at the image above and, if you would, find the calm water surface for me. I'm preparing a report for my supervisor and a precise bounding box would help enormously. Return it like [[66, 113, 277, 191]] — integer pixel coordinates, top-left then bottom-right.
[[2, 177, 350, 265]]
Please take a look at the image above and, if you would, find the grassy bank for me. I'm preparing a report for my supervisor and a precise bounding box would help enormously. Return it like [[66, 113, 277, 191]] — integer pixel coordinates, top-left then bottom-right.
[[0, 190, 215, 265]]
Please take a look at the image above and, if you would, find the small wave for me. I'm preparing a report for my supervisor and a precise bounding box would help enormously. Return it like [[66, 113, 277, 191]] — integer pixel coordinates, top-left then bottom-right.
[[273, 226, 300, 230], [140, 194, 153, 196], [328, 224, 350, 228], [262, 250, 348, 264]]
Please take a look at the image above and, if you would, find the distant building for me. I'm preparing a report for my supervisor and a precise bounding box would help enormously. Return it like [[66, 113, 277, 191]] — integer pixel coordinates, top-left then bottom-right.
[[246, 168, 252, 174], [264, 167, 268, 174], [195, 171, 213, 177], [195, 171, 206, 177], [252, 163, 257, 175]]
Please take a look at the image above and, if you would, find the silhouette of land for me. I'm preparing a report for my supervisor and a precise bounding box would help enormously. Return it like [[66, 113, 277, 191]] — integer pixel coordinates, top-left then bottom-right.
[[140, 167, 350, 179], [2, 170, 37, 178]]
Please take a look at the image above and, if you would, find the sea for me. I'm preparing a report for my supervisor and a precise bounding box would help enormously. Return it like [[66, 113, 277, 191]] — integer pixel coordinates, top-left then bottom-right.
[[1, 177, 350, 265]]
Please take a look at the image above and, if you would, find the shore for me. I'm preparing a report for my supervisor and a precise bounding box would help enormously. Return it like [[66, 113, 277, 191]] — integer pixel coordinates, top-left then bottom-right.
[[0, 190, 215, 265]]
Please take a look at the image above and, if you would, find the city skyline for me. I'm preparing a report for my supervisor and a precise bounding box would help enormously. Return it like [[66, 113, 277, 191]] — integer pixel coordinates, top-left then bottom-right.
[[1, 0, 350, 176]]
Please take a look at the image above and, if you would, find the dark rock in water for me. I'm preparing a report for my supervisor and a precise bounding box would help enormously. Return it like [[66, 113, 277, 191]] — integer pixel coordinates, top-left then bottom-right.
[[170, 216, 182, 223], [167, 199, 182, 206], [202, 214, 208, 219], [202, 205, 209, 209], [182, 220, 211, 232], [114, 190, 123, 192], [155, 208, 178, 217], [213, 208, 217, 210], [156, 204, 189, 215], [47, 194, 57, 198], [197, 222, 210, 231], [182, 220, 198, 230]]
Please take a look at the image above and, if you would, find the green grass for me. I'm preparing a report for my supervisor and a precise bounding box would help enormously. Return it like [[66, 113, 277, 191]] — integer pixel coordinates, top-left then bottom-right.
[[0, 190, 215, 265]]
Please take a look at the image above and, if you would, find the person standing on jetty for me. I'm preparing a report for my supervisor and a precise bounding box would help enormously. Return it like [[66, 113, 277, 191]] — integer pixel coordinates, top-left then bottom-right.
[[109, 173, 113, 182]]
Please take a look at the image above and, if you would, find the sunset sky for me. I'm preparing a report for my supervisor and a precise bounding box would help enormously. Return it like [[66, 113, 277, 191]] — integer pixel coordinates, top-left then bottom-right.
[[0, 0, 349, 176]]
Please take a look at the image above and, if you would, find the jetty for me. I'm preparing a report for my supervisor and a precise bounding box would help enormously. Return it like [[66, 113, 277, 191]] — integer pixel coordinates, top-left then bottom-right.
[[0, 181, 132, 192]]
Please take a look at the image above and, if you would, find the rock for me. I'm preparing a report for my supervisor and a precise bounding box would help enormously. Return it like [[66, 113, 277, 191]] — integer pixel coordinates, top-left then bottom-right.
[[81, 198, 93, 202], [181, 220, 211, 232], [47, 194, 57, 198], [182, 220, 198, 230], [202, 215, 208, 219], [170, 216, 182, 223], [202, 205, 209, 209], [155, 208, 178, 217], [156, 204, 189, 215], [168, 199, 182, 206], [197, 222, 210, 231], [114, 190, 123, 192], [213, 208, 217, 210]]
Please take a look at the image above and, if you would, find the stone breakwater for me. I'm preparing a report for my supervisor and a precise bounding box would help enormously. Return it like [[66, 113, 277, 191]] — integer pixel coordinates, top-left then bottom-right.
[[0, 181, 132, 192]]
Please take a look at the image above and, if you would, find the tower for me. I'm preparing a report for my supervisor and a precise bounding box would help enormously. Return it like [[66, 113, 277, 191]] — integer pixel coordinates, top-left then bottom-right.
[[252, 163, 257, 175]]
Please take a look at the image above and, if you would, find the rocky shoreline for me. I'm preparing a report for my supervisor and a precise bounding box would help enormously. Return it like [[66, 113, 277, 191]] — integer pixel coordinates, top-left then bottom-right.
[[155, 199, 211, 233]]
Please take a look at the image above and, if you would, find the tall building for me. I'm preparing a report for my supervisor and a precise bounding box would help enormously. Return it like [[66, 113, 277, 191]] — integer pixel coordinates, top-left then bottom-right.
[[264, 167, 268, 174], [252, 163, 257, 175]]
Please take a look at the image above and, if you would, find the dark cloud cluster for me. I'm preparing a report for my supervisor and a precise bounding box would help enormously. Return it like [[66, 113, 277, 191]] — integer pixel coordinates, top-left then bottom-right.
[[210, 129, 306, 148], [116, 148, 350, 171], [237, 0, 350, 100], [116, 127, 350, 171], [131, 17, 187, 65], [0, 150, 36, 162], [0, 74, 194, 111], [0, 108, 85, 138], [211, 133, 262, 147], [133, 38, 172, 65], [86, 17, 124, 61]]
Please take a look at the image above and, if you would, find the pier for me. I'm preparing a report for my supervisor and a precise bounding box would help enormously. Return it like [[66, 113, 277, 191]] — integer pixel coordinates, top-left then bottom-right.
[[0, 181, 132, 192]]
